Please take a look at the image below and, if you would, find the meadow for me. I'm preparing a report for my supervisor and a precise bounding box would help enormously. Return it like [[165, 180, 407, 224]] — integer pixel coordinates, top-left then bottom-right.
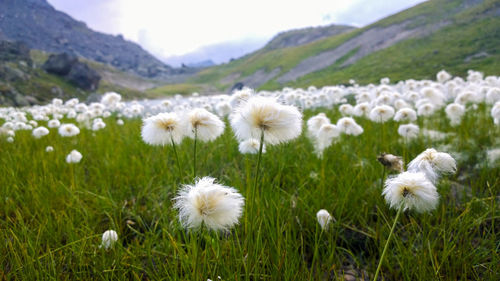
[[0, 71, 499, 280]]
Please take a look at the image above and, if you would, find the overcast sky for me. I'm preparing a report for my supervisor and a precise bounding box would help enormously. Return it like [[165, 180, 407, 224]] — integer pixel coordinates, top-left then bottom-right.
[[47, 0, 426, 66]]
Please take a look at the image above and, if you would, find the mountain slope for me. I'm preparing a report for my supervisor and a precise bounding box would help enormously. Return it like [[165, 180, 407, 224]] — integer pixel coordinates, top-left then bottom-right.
[[0, 0, 189, 80], [172, 0, 499, 93]]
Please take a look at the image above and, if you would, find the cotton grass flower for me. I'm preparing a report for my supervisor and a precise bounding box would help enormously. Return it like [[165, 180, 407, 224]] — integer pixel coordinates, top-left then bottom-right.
[[32, 126, 49, 139], [141, 112, 186, 145], [230, 96, 302, 145], [377, 153, 404, 173], [316, 209, 333, 230], [370, 105, 395, 123], [394, 108, 417, 122], [398, 124, 419, 140], [445, 103, 465, 126], [313, 123, 340, 157], [48, 119, 60, 128], [407, 148, 456, 183], [306, 113, 330, 138], [58, 123, 80, 137], [382, 172, 439, 213], [100, 230, 118, 250], [173, 177, 244, 231], [239, 138, 266, 154], [336, 117, 363, 136], [45, 146, 54, 152], [66, 150, 83, 164], [187, 108, 225, 142]]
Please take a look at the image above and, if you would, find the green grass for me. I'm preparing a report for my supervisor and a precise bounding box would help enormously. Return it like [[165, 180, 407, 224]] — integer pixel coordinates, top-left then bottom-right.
[[146, 83, 203, 97], [0, 102, 498, 280]]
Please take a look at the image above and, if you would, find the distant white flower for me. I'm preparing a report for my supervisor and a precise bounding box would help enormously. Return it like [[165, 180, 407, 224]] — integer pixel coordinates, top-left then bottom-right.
[[398, 124, 419, 140], [187, 108, 225, 142], [313, 124, 340, 157], [32, 126, 49, 139], [407, 148, 456, 183], [92, 120, 106, 131], [230, 96, 302, 145], [173, 177, 244, 231], [437, 70, 452, 83], [100, 230, 118, 250], [46, 146, 54, 152], [47, 119, 61, 128], [239, 138, 266, 154], [445, 103, 465, 126], [7, 136, 14, 143], [306, 113, 330, 138], [58, 124, 80, 137], [417, 103, 436, 116], [485, 88, 500, 104], [336, 117, 363, 136], [101, 92, 122, 106], [370, 105, 395, 123], [141, 112, 186, 145], [394, 108, 417, 122], [339, 104, 354, 116], [117, 119, 124, 125], [66, 149, 83, 164], [377, 153, 404, 173], [353, 102, 371, 117], [316, 209, 333, 230], [382, 172, 439, 213]]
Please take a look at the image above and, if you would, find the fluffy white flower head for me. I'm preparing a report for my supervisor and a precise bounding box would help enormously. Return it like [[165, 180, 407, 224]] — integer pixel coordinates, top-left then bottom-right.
[[316, 209, 333, 230], [394, 108, 417, 122], [32, 126, 49, 139], [407, 148, 456, 183], [173, 177, 245, 231], [66, 149, 83, 164], [141, 112, 186, 145], [58, 123, 80, 137], [100, 230, 118, 250], [336, 117, 363, 136], [230, 96, 302, 145], [398, 124, 419, 140], [382, 172, 439, 213], [238, 138, 266, 154], [187, 108, 225, 142], [370, 105, 395, 123]]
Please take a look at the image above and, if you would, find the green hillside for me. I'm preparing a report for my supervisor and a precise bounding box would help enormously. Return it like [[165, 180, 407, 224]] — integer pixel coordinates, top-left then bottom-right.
[[154, 0, 499, 94]]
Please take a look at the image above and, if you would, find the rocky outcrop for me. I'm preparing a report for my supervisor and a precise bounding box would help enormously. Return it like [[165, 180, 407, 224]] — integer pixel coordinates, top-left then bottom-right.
[[0, 0, 190, 80], [264, 24, 355, 50], [43, 53, 101, 90], [0, 40, 32, 66]]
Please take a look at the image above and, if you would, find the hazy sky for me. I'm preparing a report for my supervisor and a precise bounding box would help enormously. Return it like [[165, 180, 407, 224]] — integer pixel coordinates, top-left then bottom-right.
[[47, 0, 426, 65]]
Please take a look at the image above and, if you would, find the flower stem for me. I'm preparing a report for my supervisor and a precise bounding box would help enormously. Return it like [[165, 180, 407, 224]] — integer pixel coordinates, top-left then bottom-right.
[[380, 166, 386, 190], [250, 130, 265, 218], [373, 205, 403, 281], [193, 127, 198, 178], [170, 135, 182, 182]]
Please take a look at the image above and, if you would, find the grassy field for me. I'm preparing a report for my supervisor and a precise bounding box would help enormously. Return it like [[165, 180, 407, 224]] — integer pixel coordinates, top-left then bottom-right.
[[0, 91, 499, 280]]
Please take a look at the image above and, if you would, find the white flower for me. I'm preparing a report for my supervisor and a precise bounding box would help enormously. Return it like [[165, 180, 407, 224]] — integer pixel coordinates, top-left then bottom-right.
[[353, 102, 371, 117], [316, 209, 333, 230], [407, 148, 456, 183], [382, 172, 439, 213], [417, 103, 436, 117], [100, 230, 118, 249], [336, 117, 363, 136], [173, 177, 244, 231], [394, 108, 417, 122], [313, 124, 340, 157], [58, 124, 80, 137], [92, 120, 106, 131], [398, 124, 419, 139], [306, 113, 330, 138], [187, 108, 225, 142], [230, 96, 302, 145], [445, 103, 465, 126], [46, 146, 54, 152], [141, 112, 186, 145], [437, 70, 452, 83], [117, 119, 124, 125], [238, 138, 266, 154], [339, 104, 354, 116], [32, 126, 49, 139], [47, 119, 61, 128], [66, 150, 83, 164], [369, 105, 395, 123], [7, 136, 14, 143]]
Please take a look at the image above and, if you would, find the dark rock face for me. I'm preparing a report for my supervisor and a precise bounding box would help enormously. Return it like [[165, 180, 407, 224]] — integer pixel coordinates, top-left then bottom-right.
[[42, 53, 77, 75], [66, 61, 100, 91], [42, 53, 101, 90], [0, 0, 187, 79], [0, 40, 32, 66]]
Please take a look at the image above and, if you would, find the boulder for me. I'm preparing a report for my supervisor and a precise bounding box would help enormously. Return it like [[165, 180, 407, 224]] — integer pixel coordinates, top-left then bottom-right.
[[42, 53, 77, 75], [66, 61, 100, 91]]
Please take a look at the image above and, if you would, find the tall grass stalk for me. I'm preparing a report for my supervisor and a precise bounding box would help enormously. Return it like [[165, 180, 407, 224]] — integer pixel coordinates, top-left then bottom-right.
[[373, 205, 403, 281]]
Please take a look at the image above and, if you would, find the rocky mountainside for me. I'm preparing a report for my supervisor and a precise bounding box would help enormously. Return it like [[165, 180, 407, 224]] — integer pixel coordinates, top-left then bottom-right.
[[178, 0, 499, 92], [0, 0, 191, 80], [263, 24, 355, 51]]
